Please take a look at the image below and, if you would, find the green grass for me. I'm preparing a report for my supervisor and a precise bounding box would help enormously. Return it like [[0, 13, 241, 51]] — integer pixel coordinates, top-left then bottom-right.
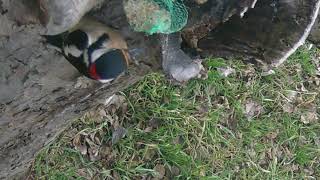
[[31, 46, 320, 179]]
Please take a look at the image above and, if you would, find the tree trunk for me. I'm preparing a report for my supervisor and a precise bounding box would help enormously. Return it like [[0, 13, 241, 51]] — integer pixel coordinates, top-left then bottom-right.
[[196, 0, 320, 68], [309, 11, 320, 46], [0, 0, 160, 179]]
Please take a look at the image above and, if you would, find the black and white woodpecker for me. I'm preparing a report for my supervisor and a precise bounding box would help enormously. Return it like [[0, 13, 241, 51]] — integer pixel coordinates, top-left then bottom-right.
[[45, 17, 130, 83]]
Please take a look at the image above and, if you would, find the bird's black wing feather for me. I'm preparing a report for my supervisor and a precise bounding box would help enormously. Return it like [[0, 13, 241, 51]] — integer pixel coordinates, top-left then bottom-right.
[[42, 32, 68, 49]]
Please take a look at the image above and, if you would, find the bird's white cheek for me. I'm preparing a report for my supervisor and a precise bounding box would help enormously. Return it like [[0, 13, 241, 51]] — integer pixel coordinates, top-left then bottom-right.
[[91, 49, 108, 63], [87, 30, 109, 47]]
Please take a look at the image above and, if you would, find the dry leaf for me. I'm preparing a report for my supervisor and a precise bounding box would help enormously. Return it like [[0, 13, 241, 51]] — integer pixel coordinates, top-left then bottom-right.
[[140, 175, 151, 180], [213, 96, 230, 109], [121, 102, 129, 114], [84, 106, 107, 123], [266, 130, 278, 140], [261, 69, 275, 76], [72, 134, 81, 145], [77, 169, 88, 178], [88, 146, 100, 162], [144, 147, 157, 161], [77, 145, 88, 156], [288, 164, 299, 172], [199, 168, 206, 176], [100, 146, 116, 168], [285, 90, 298, 102], [148, 118, 161, 129], [72, 134, 88, 155], [112, 127, 127, 145], [99, 145, 112, 158], [300, 110, 318, 124], [299, 136, 308, 145], [314, 137, 320, 146], [303, 168, 315, 176], [258, 151, 266, 165], [98, 108, 107, 117], [248, 148, 256, 158], [144, 127, 153, 133], [282, 103, 295, 113], [197, 146, 211, 159], [112, 170, 121, 180], [170, 166, 180, 177], [104, 94, 126, 109], [284, 146, 294, 159], [154, 164, 166, 179], [172, 136, 184, 145], [244, 100, 263, 120], [93, 131, 103, 145], [196, 104, 210, 115], [144, 118, 161, 133], [105, 114, 116, 125], [162, 96, 170, 104], [243, 65, 256, 77], [217, 66, 235, 77], [85, 136, 97, 148]]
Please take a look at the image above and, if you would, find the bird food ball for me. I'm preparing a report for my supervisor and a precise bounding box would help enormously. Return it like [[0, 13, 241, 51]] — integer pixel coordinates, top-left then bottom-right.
[[124, 0, 172, 34]]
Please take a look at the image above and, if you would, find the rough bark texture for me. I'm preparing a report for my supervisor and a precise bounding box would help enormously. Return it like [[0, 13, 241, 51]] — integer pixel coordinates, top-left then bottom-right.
[[182, 0, 258, 48], [197, 0, 320, 67], [0, 0, 160, 179], [309, 13, 320, 46]]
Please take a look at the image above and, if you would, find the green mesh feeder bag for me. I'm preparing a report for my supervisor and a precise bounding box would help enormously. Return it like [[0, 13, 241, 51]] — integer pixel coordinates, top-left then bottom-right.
[[124, 0, 188, 34]]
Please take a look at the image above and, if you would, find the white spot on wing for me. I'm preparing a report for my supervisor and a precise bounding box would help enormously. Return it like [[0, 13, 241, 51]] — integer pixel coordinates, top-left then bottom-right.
[[64, 45, 82, 57], [91, 49, 109, 63]]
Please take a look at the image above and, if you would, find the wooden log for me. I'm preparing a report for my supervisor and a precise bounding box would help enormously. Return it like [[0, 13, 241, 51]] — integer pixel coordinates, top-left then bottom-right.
[[309, 11, 320, 46], [0, 0, 160, 179], [196, 0, 320, 67], [182, 0, 259, 48]]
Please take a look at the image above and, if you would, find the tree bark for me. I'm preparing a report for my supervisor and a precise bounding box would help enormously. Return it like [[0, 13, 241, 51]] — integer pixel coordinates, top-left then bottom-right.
[[309, 12, 320, 46], [196, 0, 320, 67], [0, 0, 160, 179]]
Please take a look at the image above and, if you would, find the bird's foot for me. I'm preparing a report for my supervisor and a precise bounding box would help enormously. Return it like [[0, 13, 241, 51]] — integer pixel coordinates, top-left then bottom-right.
[[160, 33, 206, 83], [166, 58, 206, 83]]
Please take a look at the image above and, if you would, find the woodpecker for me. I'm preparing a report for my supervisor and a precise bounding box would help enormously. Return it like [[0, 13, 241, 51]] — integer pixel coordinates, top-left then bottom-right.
[[44, 17, 130, 83]]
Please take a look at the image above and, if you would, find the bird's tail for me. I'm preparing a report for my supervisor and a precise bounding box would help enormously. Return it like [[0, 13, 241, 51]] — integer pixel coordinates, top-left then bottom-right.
[[42, 32, 68, 49]]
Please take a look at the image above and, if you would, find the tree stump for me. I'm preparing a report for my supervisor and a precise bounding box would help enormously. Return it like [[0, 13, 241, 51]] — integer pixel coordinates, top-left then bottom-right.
[[196, 0, 320, 67]]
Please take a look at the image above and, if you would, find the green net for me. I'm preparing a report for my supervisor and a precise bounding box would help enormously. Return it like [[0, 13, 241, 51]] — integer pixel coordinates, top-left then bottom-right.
[[124, 0, 188, 34]]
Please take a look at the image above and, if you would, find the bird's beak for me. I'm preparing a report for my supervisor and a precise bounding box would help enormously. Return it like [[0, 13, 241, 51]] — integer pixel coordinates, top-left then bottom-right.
[[122, 49, 131, 66]]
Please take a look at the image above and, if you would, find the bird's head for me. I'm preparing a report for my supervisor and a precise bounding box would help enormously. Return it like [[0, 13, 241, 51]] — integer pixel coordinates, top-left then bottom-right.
[[88, 49, 129, 83]]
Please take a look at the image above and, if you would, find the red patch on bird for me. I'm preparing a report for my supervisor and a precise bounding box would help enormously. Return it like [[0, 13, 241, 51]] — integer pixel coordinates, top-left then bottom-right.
[[89, 63, 100, 80]]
